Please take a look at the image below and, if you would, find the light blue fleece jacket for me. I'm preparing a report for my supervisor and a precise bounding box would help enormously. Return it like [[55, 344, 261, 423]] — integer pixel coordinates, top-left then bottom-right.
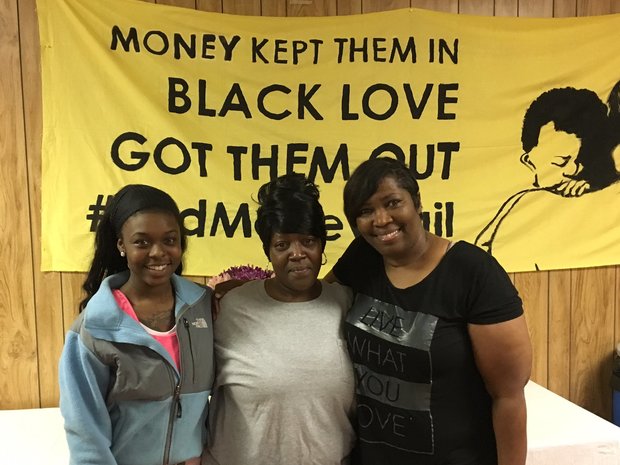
[[59, 272, 214, 465]]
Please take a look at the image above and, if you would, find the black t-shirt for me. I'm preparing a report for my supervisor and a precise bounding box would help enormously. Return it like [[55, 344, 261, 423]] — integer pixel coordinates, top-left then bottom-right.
[[333, 238, 523, 465]]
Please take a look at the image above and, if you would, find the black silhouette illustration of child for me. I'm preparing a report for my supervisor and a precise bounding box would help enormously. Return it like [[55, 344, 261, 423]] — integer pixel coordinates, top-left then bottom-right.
[[475, 80, 620, 270]]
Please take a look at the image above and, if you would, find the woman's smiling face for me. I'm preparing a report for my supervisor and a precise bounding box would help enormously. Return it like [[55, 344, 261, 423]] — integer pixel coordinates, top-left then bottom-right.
[[354, 176, 424, 259]]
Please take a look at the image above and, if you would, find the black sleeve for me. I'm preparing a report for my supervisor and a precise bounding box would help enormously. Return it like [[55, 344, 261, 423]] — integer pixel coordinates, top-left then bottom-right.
[[464, 246, 524, 324]]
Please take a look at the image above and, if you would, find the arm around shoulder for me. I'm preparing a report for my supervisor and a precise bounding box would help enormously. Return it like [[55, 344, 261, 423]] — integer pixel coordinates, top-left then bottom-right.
[[322, 269, 340, 284]]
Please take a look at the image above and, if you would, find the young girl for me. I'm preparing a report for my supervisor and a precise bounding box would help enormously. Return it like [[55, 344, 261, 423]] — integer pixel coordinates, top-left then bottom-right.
[[59, 184, 214, 465]]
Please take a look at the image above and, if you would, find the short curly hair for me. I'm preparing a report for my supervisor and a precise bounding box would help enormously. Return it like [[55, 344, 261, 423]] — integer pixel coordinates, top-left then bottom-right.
[[254, 173, 327, 258]]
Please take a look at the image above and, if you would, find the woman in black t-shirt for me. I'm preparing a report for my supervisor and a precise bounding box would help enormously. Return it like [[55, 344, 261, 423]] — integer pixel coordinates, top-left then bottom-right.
[[325, 157, 532, 465]]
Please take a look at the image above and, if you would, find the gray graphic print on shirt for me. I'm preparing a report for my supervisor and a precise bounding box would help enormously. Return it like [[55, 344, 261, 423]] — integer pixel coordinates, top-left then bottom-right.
[[346, 293, 438, 454]]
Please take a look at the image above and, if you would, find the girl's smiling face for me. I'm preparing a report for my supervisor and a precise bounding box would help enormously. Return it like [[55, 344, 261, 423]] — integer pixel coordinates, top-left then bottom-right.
[[117, 210, 182, 289]]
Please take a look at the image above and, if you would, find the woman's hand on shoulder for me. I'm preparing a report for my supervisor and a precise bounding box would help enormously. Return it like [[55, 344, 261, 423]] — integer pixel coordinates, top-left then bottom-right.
[[210, 279, 246, 321], [322, 269, 339, 284]]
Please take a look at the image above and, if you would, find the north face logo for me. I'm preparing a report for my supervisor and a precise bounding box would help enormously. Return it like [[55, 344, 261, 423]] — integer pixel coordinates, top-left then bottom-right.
[[191, 318, 209, 328]]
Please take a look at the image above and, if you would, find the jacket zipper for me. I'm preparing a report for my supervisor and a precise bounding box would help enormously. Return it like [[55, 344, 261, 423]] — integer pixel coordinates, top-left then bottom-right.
[[183, 317, 196, 384], [163, 307, 193, 464], [163, 382, 182, 465]]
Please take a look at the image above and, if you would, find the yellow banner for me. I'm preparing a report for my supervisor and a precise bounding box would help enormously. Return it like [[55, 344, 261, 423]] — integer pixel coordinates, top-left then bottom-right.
[[37, 0, 620, 275]]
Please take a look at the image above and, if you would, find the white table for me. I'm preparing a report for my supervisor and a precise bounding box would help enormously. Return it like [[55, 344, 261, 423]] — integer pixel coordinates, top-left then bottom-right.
[[525, 381, 620, 464], [0, 381, 618, 464], [0, 406, 68, 464]]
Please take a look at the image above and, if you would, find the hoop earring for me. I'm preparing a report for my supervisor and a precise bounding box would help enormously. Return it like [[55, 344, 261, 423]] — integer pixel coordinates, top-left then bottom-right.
[[321, 252, 327, 266]]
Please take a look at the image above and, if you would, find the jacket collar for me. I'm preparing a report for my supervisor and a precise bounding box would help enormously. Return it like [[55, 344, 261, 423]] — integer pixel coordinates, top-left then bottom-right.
[[84, 271, 207, 332]]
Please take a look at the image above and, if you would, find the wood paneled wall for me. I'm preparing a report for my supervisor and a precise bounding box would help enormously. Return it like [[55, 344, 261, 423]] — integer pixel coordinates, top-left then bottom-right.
[[1, 0, 619, 420]]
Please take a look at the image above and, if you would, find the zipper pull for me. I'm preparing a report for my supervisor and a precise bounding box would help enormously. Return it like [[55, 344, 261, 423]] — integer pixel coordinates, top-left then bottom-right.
[[175, 384, 182, 418]]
